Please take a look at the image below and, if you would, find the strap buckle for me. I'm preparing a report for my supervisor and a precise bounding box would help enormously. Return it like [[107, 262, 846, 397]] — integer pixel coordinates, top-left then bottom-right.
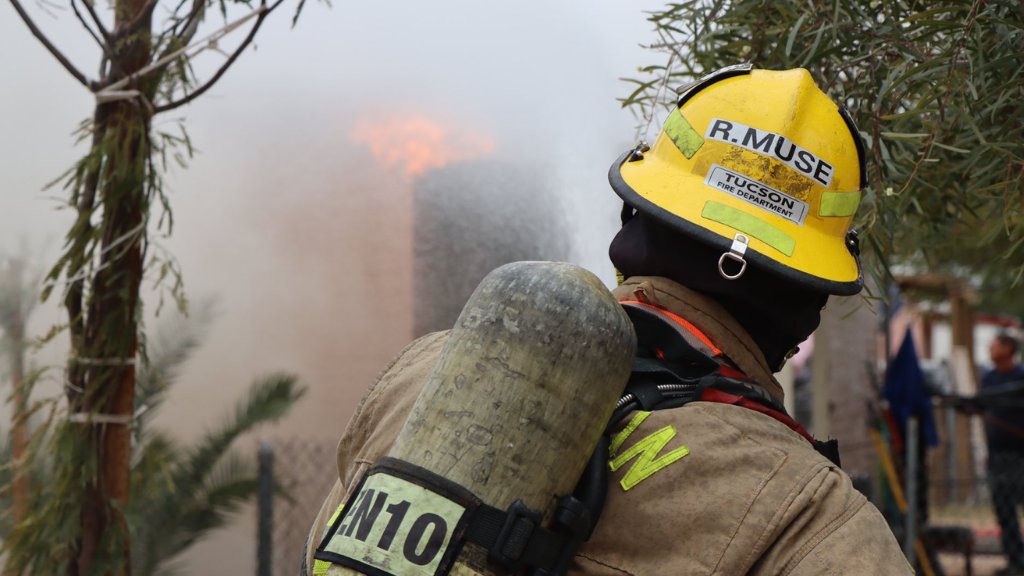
[[488, 500, 542, 568], [531, 496, 593, 576], [484, 497, 594, 575], [718, 233, 749, 280]]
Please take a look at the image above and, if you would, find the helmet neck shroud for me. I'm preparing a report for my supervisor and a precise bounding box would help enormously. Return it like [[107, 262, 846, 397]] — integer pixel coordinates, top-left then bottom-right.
[[609, 213, 827, 372]]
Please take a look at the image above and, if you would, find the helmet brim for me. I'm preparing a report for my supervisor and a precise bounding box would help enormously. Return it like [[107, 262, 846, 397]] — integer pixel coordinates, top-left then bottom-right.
[[609, 151, 864, 296]]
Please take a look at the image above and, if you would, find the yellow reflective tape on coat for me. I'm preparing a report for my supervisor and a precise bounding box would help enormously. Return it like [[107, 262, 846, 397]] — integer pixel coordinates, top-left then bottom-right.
[[609, 411, 652, 456], [313, 558, 331, 576], [609, 411, 690, 491], [819, 190, 862, 217], [701, 201, 795, 257], [313, 503, 348, 576]]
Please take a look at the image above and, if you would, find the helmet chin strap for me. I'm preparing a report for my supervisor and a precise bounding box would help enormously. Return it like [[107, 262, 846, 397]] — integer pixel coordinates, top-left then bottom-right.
[[627, 141, 650, 163], [846, 229, 861, 256], [775, 345, 801, 371]]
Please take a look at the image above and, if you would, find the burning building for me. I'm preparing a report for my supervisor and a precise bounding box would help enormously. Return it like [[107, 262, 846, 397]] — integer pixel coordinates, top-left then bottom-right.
[[412, 160, 570, 335]]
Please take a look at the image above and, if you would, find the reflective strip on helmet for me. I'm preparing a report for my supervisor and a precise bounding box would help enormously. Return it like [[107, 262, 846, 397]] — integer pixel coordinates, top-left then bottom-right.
[[664, 108, 704, 159], [819, 190, 862, 217], [701, 201, 795, 257]]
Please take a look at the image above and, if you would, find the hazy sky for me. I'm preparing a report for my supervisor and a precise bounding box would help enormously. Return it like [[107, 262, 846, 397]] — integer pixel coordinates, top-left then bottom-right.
[[1, 0, 678, 432], [1, 0, 672, 376], [1, 1, 667, 263]]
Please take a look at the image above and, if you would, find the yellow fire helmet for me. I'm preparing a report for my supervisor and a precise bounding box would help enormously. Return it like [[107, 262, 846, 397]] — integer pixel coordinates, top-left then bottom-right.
[[610, 64, 867, 295]]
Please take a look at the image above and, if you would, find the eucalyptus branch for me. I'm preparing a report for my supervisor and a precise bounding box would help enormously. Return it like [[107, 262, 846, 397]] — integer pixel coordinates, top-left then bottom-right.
[[154, 0, 282, 114], [895, 0, 983, 196], [151, 0, 205, 82], [79, 0, 112, 43], [7, 0, 92, 88], [46, 224, 147, 298], [156, 0, 195, 43], [175, 0, 206, 46], [71, 0, 112, 58], [98, 4, 266, 93]]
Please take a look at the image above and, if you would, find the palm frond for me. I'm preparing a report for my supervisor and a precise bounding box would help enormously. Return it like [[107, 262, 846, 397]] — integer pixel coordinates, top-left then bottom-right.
[[129, 373, 304, 575], [173, 373, 303, 492]]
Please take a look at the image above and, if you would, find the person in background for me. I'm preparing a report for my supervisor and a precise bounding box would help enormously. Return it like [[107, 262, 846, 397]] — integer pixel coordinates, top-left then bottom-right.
[[982, 332, 1024, 576]]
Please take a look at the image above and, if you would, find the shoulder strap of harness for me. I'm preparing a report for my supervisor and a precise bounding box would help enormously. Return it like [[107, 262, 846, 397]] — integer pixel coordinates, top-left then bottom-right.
[[567, 301, 842, 557], [616, 300, 839, 465]]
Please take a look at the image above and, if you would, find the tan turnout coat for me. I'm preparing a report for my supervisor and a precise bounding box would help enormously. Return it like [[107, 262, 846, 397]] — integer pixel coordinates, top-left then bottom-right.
[[305, 277, 910, 575]]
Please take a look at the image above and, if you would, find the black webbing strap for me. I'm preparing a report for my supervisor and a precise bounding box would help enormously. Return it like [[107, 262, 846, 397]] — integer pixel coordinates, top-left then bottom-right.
[[463, 500, 565, 571], [459, 495, 594, 575]]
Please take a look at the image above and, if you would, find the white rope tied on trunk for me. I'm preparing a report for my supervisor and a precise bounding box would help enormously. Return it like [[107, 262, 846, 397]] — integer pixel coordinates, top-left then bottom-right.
[[69, 356, 138, 366], [68, 412, 134, 425]]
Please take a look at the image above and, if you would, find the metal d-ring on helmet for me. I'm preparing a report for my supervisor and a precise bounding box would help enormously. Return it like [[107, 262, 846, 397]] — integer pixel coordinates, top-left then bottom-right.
[[609, 63, 868, 296]]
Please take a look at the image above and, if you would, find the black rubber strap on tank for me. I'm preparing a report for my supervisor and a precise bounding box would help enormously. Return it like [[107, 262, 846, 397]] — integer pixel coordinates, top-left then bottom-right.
[[315, 456, 589, 576]]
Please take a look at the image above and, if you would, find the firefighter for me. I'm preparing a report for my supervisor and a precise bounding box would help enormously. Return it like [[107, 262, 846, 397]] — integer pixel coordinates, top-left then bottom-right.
[[304, 65, 909, 575]]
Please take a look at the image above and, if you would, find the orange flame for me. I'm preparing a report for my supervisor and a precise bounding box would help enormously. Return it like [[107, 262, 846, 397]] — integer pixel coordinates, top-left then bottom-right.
[[351, 115, 495, 177]]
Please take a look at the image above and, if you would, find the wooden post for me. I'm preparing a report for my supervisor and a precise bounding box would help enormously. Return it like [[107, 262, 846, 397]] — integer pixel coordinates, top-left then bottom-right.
[[257, 443, 274, 576], [323, 262, 636, 575], [811, 306, 832, 439]]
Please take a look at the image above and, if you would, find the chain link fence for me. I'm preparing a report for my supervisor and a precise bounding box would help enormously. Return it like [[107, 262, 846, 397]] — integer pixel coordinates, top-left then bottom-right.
[[929, 410, 1024, 576], [836, 407, 1024, 576], [258, 437, 339, 576]]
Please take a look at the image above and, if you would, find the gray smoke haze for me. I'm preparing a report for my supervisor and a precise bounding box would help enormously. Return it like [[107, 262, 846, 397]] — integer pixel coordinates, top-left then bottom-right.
[[2, 1, 667, 570], [413, 159, 570, 335]]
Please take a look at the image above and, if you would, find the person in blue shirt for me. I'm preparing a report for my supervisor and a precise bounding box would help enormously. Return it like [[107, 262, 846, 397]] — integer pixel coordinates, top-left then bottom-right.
[[981, 332, 1024, 576]]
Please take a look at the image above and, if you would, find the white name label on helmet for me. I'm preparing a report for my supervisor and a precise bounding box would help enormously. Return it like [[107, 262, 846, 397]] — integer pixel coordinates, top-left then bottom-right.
[[705, 118, 834, 188], [705, 164, 809, 225]]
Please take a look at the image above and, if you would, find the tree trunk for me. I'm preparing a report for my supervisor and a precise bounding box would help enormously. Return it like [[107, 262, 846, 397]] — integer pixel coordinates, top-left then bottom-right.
[[71, 1, 153, 572]]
